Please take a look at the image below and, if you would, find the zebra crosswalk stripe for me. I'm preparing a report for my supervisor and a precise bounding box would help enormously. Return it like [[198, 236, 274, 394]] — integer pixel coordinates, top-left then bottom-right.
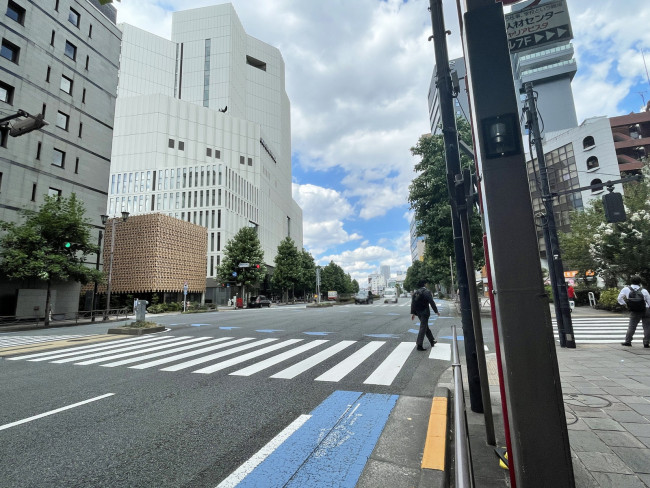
[[160, 339, 277, 372], [315, 342, 385, 383], [0, 335, 95, 347], [364, 342, 415, 386], [270, 341, 356, 380], [130, 337, 254, 370], [75, 337, 211, 365], [231, 340, 328, 377], [193, 339, 304, 374]]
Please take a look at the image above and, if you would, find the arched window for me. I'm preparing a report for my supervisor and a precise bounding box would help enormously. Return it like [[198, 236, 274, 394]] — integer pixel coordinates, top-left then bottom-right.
[[590, 178, 604, 193], [582, 136, 595, 149], [586, 156, 599, 170]]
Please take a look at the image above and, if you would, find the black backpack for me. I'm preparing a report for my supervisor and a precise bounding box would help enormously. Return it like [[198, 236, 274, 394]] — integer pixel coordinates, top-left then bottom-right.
[[413, 288, 428, 308], [626, 286, 646, 312]]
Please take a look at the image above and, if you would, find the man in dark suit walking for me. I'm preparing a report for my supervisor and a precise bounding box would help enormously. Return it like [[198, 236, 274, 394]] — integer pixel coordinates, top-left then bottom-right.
[[410, 279, 440, 351]]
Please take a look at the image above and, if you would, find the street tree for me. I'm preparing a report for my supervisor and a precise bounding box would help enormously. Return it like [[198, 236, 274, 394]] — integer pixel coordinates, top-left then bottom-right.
[[319, 261, 352, 296], [0, 194, 102, 326], [404, 259, 432, 292], [408, 117, 483, 290], [560, 171, 650, 287], [298, 249, 316, 299], [271, 237, 301, 302], [216, 227, 265, 301], [351, 279, 360, 294]]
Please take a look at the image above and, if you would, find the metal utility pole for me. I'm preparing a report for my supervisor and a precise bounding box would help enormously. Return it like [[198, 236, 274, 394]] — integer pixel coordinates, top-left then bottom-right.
[[429, 0, 484, 414], [524, 83, 575, 348], [461, 0, 574, 485]]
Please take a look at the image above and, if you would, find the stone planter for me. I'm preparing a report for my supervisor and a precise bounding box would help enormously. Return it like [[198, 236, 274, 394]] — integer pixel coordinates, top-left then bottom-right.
[[107, 326, 166, 335]]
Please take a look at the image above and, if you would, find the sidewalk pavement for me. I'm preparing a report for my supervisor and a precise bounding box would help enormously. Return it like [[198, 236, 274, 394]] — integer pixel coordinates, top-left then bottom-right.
[[457, 305, 650, 487]]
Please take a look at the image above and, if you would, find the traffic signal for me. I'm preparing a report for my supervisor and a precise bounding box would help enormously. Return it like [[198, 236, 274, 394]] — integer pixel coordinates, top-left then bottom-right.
[[255, 264, 260, 269], [64, 242, 71, 249], [602, 192, 626, 223]]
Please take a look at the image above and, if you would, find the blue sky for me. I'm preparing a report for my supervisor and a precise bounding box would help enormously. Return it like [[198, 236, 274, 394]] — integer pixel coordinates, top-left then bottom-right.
[[113, 0, 650, 283]]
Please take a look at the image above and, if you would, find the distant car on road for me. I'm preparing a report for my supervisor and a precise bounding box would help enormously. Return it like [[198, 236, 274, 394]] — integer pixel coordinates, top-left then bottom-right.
[[354, 292, 373, 305], [248, 295, 271, 308], [383, 288, 398, 304]]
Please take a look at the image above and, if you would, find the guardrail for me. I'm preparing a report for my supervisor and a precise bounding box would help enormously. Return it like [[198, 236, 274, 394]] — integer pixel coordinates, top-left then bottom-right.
[[452, 324, 475, 487], [0, 308, 129, 327]]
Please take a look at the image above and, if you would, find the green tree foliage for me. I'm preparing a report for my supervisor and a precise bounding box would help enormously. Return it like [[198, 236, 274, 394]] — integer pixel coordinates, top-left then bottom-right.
[[403, 259, 431, 292], [560, 172, 650, 287], [319, 261, 353, 295], [407, 117, 484, 290], [0, 194, 102, 326], [351, 279, 360, 293], [271, 237, 301, 301], [216, 227, 266, 299], [297, 249, 316, 297]]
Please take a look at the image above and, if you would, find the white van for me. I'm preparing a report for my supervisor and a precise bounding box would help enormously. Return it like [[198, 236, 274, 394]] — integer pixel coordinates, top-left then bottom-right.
[[383, 288, 398, 304]]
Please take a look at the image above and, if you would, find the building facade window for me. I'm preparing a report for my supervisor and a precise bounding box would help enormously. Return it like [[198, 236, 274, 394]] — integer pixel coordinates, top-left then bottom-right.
[[0, 126, 8, 147], [36, 141, 41, 160], [179, 141, 184, 151], [586, 156, 599, 170], [78, 122, 83, 138], [0, 81, 14, 104], [1, 39, 20, 63], [60, 74, 72, 94], [48, 187, 62, 198], [74, 157, 79, 174], [583, 136, 595, 149], [46, 66, 51, 82], [6, 1, 26, 25], [168, 138, 174, 148], [56, 111, 69, 130], [240, 155, 245, 164], [64, 40, 76, 60], [68, 8, 80, 27], [590, 179, 604, 193], [52, 148, 65, 168], [31, 183, 36, 201], [248, 157, 252, 166], [82, 88, 86, 104]]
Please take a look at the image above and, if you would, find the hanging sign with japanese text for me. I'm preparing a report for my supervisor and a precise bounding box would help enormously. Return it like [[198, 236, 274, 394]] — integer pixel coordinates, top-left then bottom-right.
[[505, 0, 572, 53]]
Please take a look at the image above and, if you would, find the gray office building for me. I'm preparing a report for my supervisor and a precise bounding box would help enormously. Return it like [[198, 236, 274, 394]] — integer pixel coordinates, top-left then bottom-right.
[[0, 0, 121, 316]]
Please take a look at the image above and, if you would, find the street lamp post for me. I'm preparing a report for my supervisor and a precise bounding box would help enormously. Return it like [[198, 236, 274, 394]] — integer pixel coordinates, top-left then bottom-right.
[[90, 228, 104, 322], [102, 211, 129, 321]]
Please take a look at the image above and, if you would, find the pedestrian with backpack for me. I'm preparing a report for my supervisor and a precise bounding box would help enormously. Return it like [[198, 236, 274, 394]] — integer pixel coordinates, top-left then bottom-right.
[[410, 279, 441, 351], [617, 275, 650, 347]]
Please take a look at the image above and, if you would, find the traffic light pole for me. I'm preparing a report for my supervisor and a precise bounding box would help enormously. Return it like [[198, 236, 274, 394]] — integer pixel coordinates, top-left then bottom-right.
[[524, 83, 575, 348], [429, 0, 484, 415]]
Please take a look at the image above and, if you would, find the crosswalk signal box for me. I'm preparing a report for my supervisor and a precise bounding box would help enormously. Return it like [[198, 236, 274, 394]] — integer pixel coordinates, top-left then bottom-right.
[[602, 192, 626, 223]]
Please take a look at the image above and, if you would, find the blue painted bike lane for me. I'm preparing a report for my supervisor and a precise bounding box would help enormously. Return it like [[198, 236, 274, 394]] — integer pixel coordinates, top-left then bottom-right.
[[220, 390, 398, 487]]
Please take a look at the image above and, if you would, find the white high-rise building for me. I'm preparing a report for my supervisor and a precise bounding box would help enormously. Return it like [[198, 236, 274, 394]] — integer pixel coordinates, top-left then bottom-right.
[[109, 3, 302, 303]]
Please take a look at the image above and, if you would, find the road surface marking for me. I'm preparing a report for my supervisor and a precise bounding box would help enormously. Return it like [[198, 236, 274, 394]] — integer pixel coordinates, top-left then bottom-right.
[[230, 340, 328, 376], [429, 343, 451, 360], [128, 337, 253, 369], [8, 335, 171, 361], [101, 337, 233, 367], [315, 342, 385, 382], [160, 339, 277, 372], [193, 339, 303, 374], [364, 341, 415, 385], [216, 414, 312, 488], [0, 393, 114, 431], [75, 337, 211, 365], [270, 341, 355, 379]]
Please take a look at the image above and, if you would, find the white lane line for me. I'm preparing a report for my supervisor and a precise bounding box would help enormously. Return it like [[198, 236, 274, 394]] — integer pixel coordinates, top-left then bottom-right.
[[315, 342, 385, 382], [193, 339, 303, 374], [364, 342, 415, 386], [6, 335, 161, 361], [75, 337, 210, 365], [101, 337, 233, 368], [50, 336, 189, 364], [129, 338, 252, 370], [270, 341, 356, 379], [0, 393, 114, 431], [429, 343, 451, 361], [215, 414, 311, 488], [160, 339, 277, 372], [230, 340, 328, 377]]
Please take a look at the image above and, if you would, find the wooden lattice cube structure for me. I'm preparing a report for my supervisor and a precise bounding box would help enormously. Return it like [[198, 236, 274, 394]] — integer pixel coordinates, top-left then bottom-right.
[[102, 213, 207, 294]]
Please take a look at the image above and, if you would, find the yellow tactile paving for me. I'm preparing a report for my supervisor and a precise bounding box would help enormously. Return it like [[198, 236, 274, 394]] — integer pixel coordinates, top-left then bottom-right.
[[0, 335, 127, 357], [421, 396, 448, 471]]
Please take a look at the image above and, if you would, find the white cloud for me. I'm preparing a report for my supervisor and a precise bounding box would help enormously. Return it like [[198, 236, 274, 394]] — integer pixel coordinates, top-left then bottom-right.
[[292, 183, 361, 255]]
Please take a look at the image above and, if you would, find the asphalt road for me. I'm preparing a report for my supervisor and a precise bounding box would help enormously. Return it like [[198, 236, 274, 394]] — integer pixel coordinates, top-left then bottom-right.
[[0, 299, 473, 487]]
